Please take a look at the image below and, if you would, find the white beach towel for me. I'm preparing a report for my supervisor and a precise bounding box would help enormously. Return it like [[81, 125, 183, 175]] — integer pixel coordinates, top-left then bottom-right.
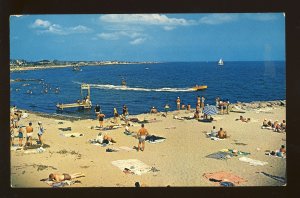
[[111, 159, 152, 175], [21, 113, 29, 118], [10, 146, 23, 151], [62, 133, 84, 137], [119, 146, 135, 151], [23, 147, 46, 154], [239, 157, 268, 166]]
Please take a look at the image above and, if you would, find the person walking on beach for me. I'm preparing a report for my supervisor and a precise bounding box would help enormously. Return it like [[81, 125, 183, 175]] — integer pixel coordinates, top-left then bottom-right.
[[37, 121, 45, 146], [122, 105, 128, 116], [164, 104, 170, 115], [97, 113, 105, 128], [113, 108, 120, 125], [137, 124, 149, 152], [176, 97, 181, 110], [26, 122, 34, 146], [187, 104, 191, 111]]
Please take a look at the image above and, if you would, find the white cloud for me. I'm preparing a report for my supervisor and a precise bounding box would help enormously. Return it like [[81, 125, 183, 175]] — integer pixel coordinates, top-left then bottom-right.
[[31, 19, 92, 35], [97, 32, 120, 40], [245, 13, 278, 21], [100, 14, 195, 27], [32, 19, 51, 28], [199, 14, 238, 25], [11, 15, 24, 18], [130, 38, 146, 45], [97, 31, 143, 40]]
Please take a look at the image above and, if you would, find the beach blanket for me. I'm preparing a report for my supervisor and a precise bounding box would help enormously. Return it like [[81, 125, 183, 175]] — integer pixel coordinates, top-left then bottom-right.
[[138, 119, 162, 124], [119, 146, 135, 151], [220, 149, 250, 156], [58, 127, 72, 131], [41, 178, 81, 188], [258, 172, 286, 183], [203, 171, 247, 185], [62, 133, 84, 138], [111, 159, 152, 175], [88, 139, 112, 146], [165, 126, 176, 129], [101, 125, 122, 131], [206, 152, 233, 160], [23, 147, 46, 154], [145, 135, 166, 144], [239, 157, 268, 166]]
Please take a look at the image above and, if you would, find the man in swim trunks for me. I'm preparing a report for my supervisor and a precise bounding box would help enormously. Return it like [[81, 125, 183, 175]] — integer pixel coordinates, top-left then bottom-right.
[[176, 97, 181, 110], [150, 106, 158, 114], [26, 122, 34, 146], [97, 113, 105, 128], [95, 104, 101, 116], [18, 126, 25, 146], [217, 128, 227, 139], [48, 172, 85, 182], [137, 124, 149, 152], [197, 96, 201, 107], [201, 96, 205, 109]]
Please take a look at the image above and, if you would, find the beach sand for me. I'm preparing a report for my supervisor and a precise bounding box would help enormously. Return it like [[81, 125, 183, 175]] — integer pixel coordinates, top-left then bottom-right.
[[10, 104, 286, 187]]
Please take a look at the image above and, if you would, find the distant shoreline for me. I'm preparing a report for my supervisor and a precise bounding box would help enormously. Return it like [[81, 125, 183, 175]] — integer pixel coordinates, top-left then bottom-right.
[[10, 62, 159, 72], [14, 99, 286, 121]]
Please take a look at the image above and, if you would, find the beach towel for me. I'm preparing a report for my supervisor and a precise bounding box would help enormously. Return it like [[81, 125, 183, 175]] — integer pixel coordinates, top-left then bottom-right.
[[111, 159, 152, 175], [119, 146, 135, 151], [258, 172, 286, 183], [173, 116, 185, 120], [58, 127, 72, 131], [210, 137, 225, 141], [23, 147, 46, 154], [222, 149, 250, 156], [203, 171, 247, 185], [101, 125, 122, 131], [238, 157, 268, 166], [165, 126, 176, 129], [145, 135, 166, 143], [62, 133, 84, 138], [138, 119, 162, 123], [206, 152, 233, 160], [10, 146, 24, 151]]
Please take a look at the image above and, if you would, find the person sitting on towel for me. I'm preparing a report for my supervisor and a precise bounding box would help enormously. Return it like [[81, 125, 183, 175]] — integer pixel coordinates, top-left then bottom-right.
[[262, 119, 269, 128], [217, 128, 227, 139], [48, 172, 85, 182], [267, 119, 272, 127], [210, 126, 218, 137]]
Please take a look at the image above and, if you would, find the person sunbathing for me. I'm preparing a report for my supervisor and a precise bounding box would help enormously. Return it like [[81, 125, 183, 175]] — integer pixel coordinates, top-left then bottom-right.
[[217, 128, 227, 139], [236, 116, 250, 123], [262, 119, 268, 127], [96, 133, 116, 144], [48, 173, 85, 182]]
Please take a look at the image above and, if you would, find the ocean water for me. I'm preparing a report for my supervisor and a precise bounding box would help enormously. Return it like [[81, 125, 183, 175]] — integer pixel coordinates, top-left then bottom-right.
[[10, 61, 286, 118]]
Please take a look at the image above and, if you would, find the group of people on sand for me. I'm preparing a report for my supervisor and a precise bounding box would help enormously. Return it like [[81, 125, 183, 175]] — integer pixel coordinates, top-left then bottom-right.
[[216, 97, 230, 114], [261, 119, 286, 132], [10, 120, 45, 147]]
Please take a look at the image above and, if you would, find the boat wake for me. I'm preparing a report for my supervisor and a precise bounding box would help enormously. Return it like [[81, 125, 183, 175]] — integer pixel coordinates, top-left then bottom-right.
[[73, 82, 194, 92]]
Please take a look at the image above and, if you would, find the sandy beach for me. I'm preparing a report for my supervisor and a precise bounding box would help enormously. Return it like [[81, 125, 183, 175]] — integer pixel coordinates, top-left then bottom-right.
[[10, 102, 286, 187]]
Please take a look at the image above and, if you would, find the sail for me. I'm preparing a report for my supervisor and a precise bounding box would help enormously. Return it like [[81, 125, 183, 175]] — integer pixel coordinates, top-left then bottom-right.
[[218, 58, 224, 65]]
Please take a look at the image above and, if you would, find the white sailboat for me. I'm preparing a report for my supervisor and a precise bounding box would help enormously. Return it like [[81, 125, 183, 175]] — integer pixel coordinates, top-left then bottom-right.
[[218, 58, 224, 66]]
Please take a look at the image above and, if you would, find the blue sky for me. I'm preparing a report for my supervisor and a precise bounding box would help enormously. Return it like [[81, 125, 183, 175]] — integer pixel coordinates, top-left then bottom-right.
[[10, 13, 285, 62]]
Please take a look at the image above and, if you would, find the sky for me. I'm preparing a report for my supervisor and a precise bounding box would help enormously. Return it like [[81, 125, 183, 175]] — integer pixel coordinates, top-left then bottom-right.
[[10, 13, 285, 62]]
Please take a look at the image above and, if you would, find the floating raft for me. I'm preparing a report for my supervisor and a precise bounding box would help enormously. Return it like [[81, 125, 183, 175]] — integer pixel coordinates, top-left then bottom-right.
[[56, 103, 91, 110]]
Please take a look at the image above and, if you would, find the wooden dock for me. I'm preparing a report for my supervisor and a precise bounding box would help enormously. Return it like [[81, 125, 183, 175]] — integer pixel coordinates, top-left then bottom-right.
[[56, 103, 91, 110]]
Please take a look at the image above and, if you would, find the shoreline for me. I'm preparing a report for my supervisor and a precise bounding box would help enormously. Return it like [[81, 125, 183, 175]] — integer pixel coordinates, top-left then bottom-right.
[[15, 99, 286, 121], [10, 62, 160, 72]]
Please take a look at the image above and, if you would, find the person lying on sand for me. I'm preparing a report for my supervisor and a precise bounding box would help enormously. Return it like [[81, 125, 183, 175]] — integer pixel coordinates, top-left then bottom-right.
[[267, 145, 286, 157], [217, 128, 228, 139], [236, 116, 250, 123], [96, 132, 117, 144], [48, 173, 85, 182]]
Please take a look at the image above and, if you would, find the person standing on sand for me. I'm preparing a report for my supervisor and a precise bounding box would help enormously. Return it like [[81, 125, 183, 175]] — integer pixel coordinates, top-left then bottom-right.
[[197, 96, 201, 107], [137, 124, 149, 152], [201, 96, 205, 110], [187, 104, 191, 111], [97, 113, 105, 128], [113, 108, 119, 125], [164, 104, 170, 115], [18, 126, 25, 147], [10, 124, 15, 146], [95, 104, 101, 116], [176, 97, 181, 110], [122, 105, 128, 116], [26, 122, 34, 146], [37, 121, 45, 146]]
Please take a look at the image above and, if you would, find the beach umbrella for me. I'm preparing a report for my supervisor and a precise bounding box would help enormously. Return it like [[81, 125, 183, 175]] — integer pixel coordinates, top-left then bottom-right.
[[203, 105, 218, 116]]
